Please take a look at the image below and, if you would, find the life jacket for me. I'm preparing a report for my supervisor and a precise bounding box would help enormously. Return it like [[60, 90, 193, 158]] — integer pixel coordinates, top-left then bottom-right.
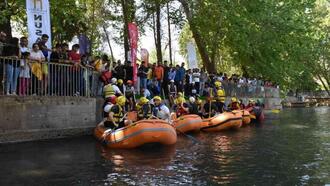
[[169, 84, 176, 94], [104, 84, 115, 98], [125, 86, 134, 97], [246, 103, 254, 109], [112, 105, 123, 123], [138, 104, 152, 119], [176, 103, 189, 117], [229, 102, 240, 110], [215, 88, 226, 102]]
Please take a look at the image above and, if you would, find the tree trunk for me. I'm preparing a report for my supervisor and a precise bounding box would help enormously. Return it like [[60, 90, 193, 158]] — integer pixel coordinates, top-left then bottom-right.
[[121, 0, 130, 62], [0, 0, 12, 37], [103, 26, 115, 70], [179, 0, 214, 73], [155, 1, 162, 63], [167, 2, 172, 64], [317, 74, 330, 96]]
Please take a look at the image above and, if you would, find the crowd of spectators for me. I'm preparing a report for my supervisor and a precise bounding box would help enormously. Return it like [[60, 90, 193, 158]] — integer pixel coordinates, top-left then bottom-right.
[[0, 31, 279, 98]]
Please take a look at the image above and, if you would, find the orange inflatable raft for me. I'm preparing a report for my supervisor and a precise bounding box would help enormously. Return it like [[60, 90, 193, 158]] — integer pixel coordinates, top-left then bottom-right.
[[201, 111, 243, 132], [172, 114, 203, 133], [242, 110, 252, 125], [94, 119, 177, 149]]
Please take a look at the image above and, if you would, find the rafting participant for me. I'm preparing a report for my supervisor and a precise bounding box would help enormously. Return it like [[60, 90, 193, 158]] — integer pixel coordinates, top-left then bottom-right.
[[239, 99, 245, 109], [117, 79, 125, 93], [228, 97, 241, 111], [187, 97, 199, 115], [215, 89, 226, 113], [245, 99, 255, 110], [125, 80, 135, 111], [103, 96, 131, 130], [104, 78, 122, 97], [103, 95, 116, 118], [173, 92, 189, 117], [136, 97, 153, 120], [202, 97, 218, 118], [152, 96, 171, 122]]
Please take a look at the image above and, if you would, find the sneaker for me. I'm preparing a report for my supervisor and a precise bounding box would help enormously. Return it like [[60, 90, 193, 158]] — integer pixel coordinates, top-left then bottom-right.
[[6, 92, 11, 95], [12, 92, 17, 96]]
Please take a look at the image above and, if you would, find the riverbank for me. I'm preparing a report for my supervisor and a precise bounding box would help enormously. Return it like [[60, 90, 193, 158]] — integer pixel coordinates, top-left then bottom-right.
[[0, 96, 281, 143]]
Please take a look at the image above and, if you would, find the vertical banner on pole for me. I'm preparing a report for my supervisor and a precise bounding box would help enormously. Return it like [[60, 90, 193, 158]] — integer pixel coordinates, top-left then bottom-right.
[[79, 34, 90, 56], [128, 23, 138, 84], [141, 48, 149, 67], [186, 41, 198, 69], [26, 0, 52, 49]]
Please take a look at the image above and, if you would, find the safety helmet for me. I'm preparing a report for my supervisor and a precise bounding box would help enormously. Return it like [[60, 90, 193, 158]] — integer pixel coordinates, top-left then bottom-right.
[[192, 89, 197, 94], [196, 99, 202, 105], [117, 79, 123, 85], [111, 78, 117, 84], [249, 99, 255, 103], [116, 96, 126, 106], [177, 92, 183, 97], [153, 96, 162, 101], [170, 80, 174, 83], [215, 81, 221, 88], [231, 97, 237, 102], [175, 97, 185, 104], [127, 80, 133, 85], [140, 97, 149, 104], [189, 97, 196, 103], [106, 95, 117, 104]]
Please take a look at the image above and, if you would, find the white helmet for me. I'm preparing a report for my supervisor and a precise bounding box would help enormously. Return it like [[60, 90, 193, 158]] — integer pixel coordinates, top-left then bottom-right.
[[104, 104, 113, 113], [111, 78, 117, 84], [189, 97, 196, 103], [192, 89, 197, 94]]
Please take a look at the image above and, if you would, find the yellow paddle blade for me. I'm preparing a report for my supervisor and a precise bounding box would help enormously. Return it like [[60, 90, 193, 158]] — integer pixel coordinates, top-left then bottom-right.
[[272, 109, 281, 113], [249, 114, 256, 119]]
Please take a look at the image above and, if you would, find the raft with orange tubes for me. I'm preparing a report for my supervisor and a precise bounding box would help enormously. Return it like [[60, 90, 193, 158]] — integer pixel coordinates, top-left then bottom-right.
[[172, 114, 204, 133], [201, 111, 243, 132], [94, 119, 177, 149]]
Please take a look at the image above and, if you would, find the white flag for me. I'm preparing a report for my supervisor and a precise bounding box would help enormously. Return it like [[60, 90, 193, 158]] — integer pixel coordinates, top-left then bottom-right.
[[186, 41, 198, 69], [26, 0, 52, 48]]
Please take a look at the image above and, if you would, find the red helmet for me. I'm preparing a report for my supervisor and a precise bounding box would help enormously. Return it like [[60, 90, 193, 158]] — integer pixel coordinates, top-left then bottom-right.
[[106, 95, 117, 104], [127, 80, 133, 85]]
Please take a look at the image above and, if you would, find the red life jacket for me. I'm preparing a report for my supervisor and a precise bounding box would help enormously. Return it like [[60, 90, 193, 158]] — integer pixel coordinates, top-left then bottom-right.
[[176, 105, 189, 117], [229, 102, 240, 110]]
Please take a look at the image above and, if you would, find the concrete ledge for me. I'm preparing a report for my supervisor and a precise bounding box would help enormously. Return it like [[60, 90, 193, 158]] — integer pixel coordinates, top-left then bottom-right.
[[0, 96, 103, 143], [0, 127, 95, 144]]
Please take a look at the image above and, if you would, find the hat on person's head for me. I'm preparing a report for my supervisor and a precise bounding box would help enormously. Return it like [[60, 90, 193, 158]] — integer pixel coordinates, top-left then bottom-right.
[[153, 96, 162, 101], [170, 80, 174, 83], [111, 78, 117, 84]]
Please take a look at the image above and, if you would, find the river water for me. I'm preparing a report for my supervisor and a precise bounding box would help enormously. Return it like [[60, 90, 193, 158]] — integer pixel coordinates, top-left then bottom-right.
[[0, 107, 329, 185]]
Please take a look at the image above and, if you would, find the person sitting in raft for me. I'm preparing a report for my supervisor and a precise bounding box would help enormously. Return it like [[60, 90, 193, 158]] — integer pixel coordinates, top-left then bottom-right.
[[152, 96, 171, 122], [168, 79, 177, 106], [227, 97, 241, 111], [117, 79, 125, 93], [125, 80, 135, 111], [187, 97, 199, 115], [202, 97, 218, 118], [103, 95, 116, 118], [173, 92, 189, 117], [103, 96, 132, 130], [215, 89, 226, 113], [245, 99, 255, 110], [136, 97, 153, 120], [239, 99, 245, 109]]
